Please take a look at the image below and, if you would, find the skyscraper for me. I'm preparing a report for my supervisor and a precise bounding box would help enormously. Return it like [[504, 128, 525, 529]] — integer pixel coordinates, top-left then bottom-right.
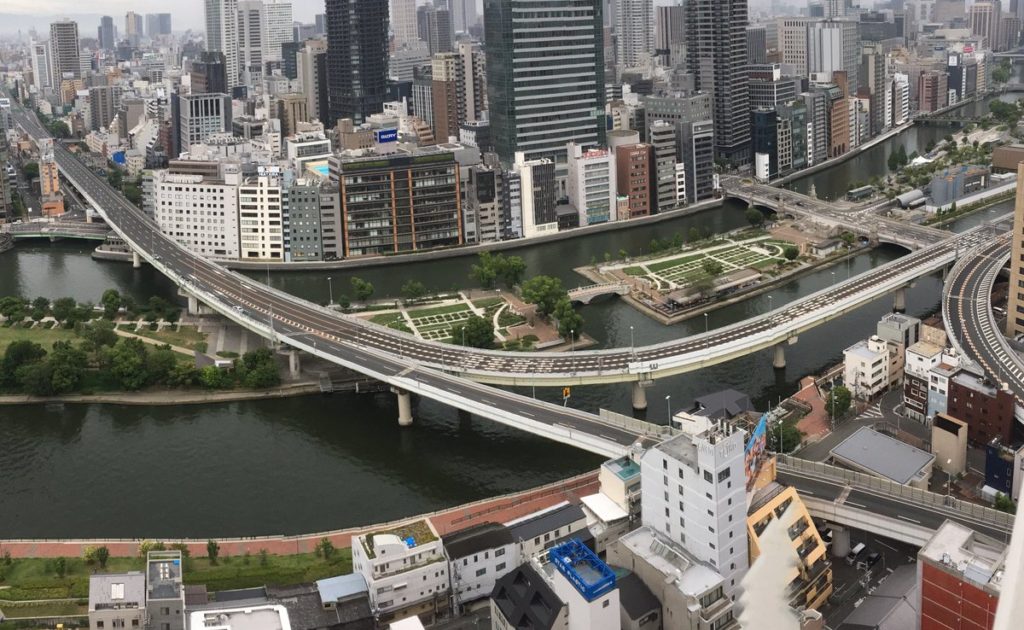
[[125, 12, 144, 45], [205, 0, 240, 89], [392, 0, 420, 47], [49, 19, 81, 86], [31, 40, 53, 89], [685, 0, 751, 164], [98, 16, 116, 50], [191, 52, 228, 95], [616, 0, 654, 72], [419, 5, 454, 55], [1007, 166, 1024, 339], [654, 5, 686, 67], [238, 1, 266, 84], [325, 0, 390, 125], [297, 39, 329, 123], [970, 1, 1002, 50], [146, 14, 172, 37], [450, 0, 479, 33], [485, 0, 606, 176], [263, 1, 295, 61]]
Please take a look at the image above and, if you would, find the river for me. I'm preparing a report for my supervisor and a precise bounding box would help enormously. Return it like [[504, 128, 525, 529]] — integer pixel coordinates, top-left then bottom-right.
[[0, 109, 1018, 539]]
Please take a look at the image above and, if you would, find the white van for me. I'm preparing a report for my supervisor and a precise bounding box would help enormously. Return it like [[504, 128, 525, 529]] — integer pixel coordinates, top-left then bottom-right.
[[845, 542, 866, 565]]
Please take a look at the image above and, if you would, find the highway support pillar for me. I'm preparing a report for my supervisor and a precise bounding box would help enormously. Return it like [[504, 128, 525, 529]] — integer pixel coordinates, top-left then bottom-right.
[[773, 342, 787, 370], [86, 212, 93, 224], [187, 295, 200, 316], [894, 287, 907, 312], [393, 388, 414, 426], [132, 250, 141, 269], [631, 381, 649, 411], [288, 349, 301, 379]]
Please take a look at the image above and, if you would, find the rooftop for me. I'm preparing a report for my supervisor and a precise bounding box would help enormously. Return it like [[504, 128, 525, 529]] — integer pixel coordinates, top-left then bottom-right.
[[188, 604, 291, 630], [314, 574, 367, 604], [830, 426, 935, 485], [616, 527, 725, 598], [491, 564, 564, 630], [580, 493, 629, 524], [845, 339, 884, 361], [951, 370, 1001, 397], [88, 572, 146, 611], [919, 520, 1007, 593], [441, 522, 514, 560], [836, 564, 918, 630], [506, 502, 585, 543], [616, 573, 660, 620], [689, 388, 754, 420], [603, 456, 640, 481], [907, 340, 944, 359], [546, 538, 616, 602], [147, 551, 182, 601], [265, 583, 372, 630], [360, 519, 438, 559]]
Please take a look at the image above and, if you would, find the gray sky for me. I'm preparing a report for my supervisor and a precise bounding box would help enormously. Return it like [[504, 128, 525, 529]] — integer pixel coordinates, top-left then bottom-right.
[[4, 0, 326, 32]]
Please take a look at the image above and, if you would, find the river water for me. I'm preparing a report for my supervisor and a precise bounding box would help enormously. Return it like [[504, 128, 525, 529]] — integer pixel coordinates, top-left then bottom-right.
[[0, 103, 1018, 539]]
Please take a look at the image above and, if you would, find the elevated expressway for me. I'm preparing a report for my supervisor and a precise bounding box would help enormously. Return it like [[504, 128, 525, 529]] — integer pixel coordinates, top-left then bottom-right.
[[943, 233, 1024, 417], [6, 102, 997, 455], [1, 219, 112, 241]]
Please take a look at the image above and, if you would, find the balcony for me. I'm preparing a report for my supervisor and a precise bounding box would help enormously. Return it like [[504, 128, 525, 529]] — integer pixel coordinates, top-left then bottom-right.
[[788, 518, 809, 540], [700, 595, 732, 622]]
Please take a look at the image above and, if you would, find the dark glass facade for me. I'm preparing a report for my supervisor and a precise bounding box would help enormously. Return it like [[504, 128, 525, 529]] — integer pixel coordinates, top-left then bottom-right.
[[325, 0, 389, 125]]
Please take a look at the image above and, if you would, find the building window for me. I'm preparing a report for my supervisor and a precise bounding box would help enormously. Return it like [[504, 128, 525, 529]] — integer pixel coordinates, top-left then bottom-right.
[[97, 623, 105, 629], [496, 562, 506, 571], [704, 470, 713, 483], [717, 468, 731, 482], [476, 568, 486, 577]]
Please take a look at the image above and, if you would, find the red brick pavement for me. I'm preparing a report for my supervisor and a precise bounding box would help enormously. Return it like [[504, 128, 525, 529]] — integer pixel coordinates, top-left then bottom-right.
[[0, 472, 601, 559]]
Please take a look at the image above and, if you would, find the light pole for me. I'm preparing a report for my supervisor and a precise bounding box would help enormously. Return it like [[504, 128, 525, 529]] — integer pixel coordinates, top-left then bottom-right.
[[704, 313, 710, 351], [327, 276, 334, 307], [665, 395, 672, 423], [946, 458, 954, 502], [570, 329, 576, 373], [767, 295, 773, 312], [831, 271, 836, 286], [630, 325, 635, 360]]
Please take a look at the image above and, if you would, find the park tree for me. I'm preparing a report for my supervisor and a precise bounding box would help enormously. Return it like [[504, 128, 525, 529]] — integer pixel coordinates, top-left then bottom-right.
[[316, 537, 336, 559], [451, 315, 495, 348], [826, 385, 852, 419], [520, 275, 567, 317], [1, 340, 47, 386], [55, 557, 66, 578], [350, 277, 375, 301], [238, 348, 280, 388], [146, 346, 179, 385], [401, 280, 427, 302], [95, 546, 110, 568], [553, 298, 583, 341], [51, 297, 77, 323], [469, 251, 499, 288], [22, 162, 39, 179], [688, 227, 701, 243], [498, 255, 527, 288], [783, 245, 799, 261], [18, 362, 55, 396], [701, 258, 724, 277], [470, 252, 527, 289], [0, 296, 28, 322], [207, 540, 221, 564], [768, 422, 804, 453], [48, 341, 88, 394], [47, 120, 71, 138], [32, 297, 50, 314], [199, 365, 232, 389], [745, 207, 765, 227], [101, 289, 122, 319], [109, 338, 150, 390], [79, 319, 120, 349]]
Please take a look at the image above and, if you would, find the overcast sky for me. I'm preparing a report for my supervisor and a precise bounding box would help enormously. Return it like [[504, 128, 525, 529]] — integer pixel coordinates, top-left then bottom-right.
[[4, 0, 327, 32]]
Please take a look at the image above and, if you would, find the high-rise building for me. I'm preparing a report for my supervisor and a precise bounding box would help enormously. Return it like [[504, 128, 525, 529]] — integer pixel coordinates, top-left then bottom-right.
[[748, 64, 800, 110], [432, 53, 464, 142], [287, 181, 324, 262], [510, 153, 557, 237], [31, 40, 53, 89], [485, 0, 606, 177], [146, 552, 185, 630], [641, 92, 714, 203], [778, 100, 808, 173], [171, 93, 232, 156], [296, 39, 329, 124], [747, 25, 768, 65], [803, 90, 827, 166], [205, 0, 240, 89], [649, 120, 682, 212], [808, 19, 861, 98], [918, 70, 948, 112], [49, 19, 81, 84], [392, 0, 420, 48], [98, 16, 116, 50], [615, 143, 652, 219], [616, 0, 654, 71], [419, 5, 454, 55], [685, 0, 751, 164], [640, 419, 748, 597], [263, 1, 294, 61], [778, 17, 814, 75], [125, 12, 144, 45], [330, 147, 464, 255], [450, 0, 479, 34], [567, 142, 616, 226], [918, 521, 1004, 630], [326, 0, 390, 125], [191, 52, 228, 95], [654, 5, 686, 67], [1007, 165, 1024, 339], [970, 1, 1002, 50], [152, 167, 241, 260], [146, 14, 172, 37], [238, 1, 266, 84], [238, 169, 287, 260], [752, 108, 779, 181], [860, 42, 886, 136], [277, 93, 309, 137], [89, 85, 122, 132]]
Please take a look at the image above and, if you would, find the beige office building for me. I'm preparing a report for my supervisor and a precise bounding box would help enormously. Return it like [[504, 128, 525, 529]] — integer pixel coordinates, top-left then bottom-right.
[[1008, 164, 1024, 338]]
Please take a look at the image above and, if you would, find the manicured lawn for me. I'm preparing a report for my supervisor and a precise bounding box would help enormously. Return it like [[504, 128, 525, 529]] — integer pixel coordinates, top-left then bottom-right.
[[0, 325, 77, 354], [369, 312, 404, 326], [647, 253, 703, 274], [0, 551, 352, 602], [622, 267, 646, 276], [407, 303, 470, 319], [128, 325, 207, 351], [0, 602, 86, 618], [472, 297, 503, 309]]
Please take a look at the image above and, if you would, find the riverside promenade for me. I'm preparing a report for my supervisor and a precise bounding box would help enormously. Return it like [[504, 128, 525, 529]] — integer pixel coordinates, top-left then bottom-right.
[[0, 471, 600, 558]]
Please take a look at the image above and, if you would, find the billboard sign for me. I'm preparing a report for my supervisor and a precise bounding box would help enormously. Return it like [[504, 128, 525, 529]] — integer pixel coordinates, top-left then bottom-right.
[[375, 128, 398, 144]]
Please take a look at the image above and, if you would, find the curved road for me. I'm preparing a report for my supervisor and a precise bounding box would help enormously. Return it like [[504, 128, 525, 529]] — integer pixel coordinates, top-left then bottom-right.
[[943, 234, 1024, 408]]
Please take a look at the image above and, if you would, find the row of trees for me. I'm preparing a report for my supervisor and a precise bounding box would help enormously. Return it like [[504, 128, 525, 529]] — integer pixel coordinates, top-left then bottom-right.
[[520, 276, 584, 340], [469, 252, 527, 289], [0, 322, 280, 396], [0, 290, 179, 327]]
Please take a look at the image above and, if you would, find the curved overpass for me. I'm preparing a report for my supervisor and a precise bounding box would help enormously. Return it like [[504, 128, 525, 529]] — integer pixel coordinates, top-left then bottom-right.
[[943, 235, 1024, 412]]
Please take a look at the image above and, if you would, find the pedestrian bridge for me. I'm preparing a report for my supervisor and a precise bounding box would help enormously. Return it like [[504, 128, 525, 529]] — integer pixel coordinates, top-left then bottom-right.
[[568, 283, 631, 304], [2, 219, 112, 241]]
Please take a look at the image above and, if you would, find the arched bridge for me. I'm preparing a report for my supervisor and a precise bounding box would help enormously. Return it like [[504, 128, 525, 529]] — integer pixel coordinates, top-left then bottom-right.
[[568, 283, 631, 304]]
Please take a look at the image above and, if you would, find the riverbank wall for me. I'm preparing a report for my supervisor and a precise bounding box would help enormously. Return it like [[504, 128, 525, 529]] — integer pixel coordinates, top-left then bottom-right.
[[0, 471, 601, 558], [0, 382, 322, 407]]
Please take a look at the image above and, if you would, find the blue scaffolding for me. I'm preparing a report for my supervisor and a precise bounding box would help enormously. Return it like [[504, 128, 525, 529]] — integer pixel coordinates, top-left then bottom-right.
[[547, 538, 616, 602]]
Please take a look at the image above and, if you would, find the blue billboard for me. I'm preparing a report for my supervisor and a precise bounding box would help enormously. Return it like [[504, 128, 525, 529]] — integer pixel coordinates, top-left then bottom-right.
[[375, 128, 398, 143]]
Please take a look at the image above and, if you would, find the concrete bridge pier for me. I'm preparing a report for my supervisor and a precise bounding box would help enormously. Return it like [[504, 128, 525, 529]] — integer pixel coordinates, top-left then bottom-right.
[[288, 349, 301, 379], [894, 286, 907, 312], [631, 380, 650, 411], [187, 295, 200, 316], [394, 388, 414, 426], [773, 343, 787, 369], [132, 250, 141, 269]]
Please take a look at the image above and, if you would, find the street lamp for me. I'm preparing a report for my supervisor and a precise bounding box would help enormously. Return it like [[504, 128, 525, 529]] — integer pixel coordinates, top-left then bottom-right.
[[946, 458, 954, 502], [327, 276, 334, 307], [630, 325, 635, 360], [570, 329, 576, 373], [767, 295, 773, 312], [831, 271, 836, 286], [704, 312, 709, 334], [665, 394, 672, 423]]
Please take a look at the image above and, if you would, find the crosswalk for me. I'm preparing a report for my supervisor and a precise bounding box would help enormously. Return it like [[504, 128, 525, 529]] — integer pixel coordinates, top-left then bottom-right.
[[858, 403, 885, 421]]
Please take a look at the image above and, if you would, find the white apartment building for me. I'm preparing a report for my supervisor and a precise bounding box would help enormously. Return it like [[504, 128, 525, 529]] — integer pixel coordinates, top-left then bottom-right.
[[640, 418, 748, 598], [88, 573, 146, 630], [566, 142, 616, 227], [152, 168, 241, 260], [511, 153, 558, 239], [285, 130, 332, 173], [442, 523, 517, 611], [615, 0, 655, 72], [844, 335, 896, 400], [31, 40, 52, 90], [506, 502, 589, 561], [204, 0, 240, 88], [262, 0, 294, 62], [351, 518, 450, 624], [238, 169, 285, 260]]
